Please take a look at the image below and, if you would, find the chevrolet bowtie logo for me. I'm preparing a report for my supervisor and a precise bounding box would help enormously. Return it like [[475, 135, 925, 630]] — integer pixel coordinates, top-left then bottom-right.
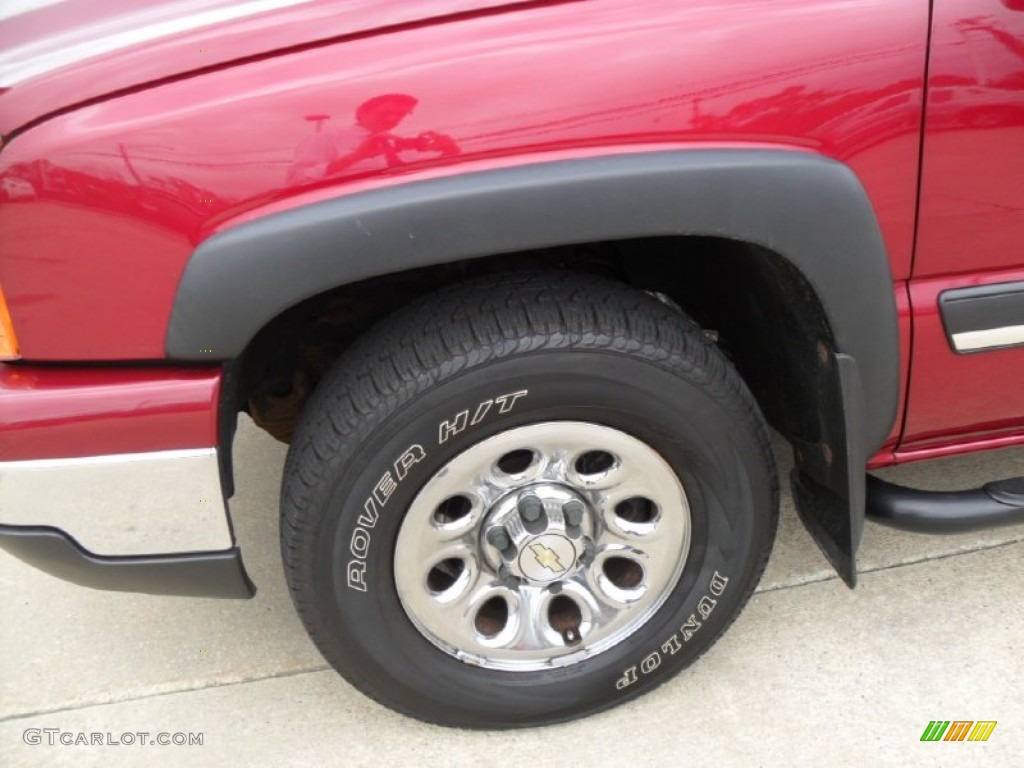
[[529, 542, 566, 572]]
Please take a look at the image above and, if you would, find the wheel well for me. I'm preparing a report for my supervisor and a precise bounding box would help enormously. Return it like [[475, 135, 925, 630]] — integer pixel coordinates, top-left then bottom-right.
[[233, 236, 834, 447]]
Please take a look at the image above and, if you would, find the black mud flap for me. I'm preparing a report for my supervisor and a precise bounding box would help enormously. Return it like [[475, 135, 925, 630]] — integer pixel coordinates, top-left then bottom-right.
[[789, 353, 866, 588]]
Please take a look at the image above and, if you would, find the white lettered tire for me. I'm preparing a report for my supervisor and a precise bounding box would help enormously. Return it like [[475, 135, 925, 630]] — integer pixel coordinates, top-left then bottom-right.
[[280, 271, 778, 727]]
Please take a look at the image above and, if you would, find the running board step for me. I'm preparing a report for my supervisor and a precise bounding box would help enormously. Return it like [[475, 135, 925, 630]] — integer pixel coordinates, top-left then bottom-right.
[[866, 475, 1024, 533]]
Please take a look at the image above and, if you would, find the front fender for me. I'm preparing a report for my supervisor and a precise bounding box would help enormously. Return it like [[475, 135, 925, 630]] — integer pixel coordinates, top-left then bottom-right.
[[166, 148, 900, 584]]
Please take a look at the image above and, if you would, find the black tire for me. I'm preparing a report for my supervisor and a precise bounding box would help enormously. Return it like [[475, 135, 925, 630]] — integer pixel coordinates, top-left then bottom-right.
[[281, 271, 778, 728]]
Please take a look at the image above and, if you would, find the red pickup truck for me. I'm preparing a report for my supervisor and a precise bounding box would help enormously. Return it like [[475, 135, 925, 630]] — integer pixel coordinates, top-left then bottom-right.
[[1, 0, 1022, 727]]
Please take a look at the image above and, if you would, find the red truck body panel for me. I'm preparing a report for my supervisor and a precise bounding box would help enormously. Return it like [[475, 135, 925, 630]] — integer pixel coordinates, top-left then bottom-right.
[[0, 0, 539, 136], [0, 364, 220, 461], [897, 0, 1024, 456], [1, 0, 926, 357], [0, 0, 1021, 463]]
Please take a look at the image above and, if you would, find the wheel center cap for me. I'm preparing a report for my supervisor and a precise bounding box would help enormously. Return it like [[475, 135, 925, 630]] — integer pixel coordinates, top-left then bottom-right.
[[519, 533, 575, 582], [481, 481, 592, 584]]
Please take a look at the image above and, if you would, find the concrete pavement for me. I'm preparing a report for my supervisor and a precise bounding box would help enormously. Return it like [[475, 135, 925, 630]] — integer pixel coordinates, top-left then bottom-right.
[[2, 417, 1022, 767]]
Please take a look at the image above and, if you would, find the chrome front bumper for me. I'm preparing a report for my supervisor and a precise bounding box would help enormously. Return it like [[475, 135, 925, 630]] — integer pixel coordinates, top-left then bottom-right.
[[0, 448, 233, 555]]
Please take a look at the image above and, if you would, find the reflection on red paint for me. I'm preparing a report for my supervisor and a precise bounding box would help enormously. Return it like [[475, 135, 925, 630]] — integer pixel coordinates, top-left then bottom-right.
[[287, 94, 459, 184]]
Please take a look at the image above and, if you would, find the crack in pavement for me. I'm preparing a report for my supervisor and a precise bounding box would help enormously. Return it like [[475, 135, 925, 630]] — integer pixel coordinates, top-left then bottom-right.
[[0, 666, 330, 724], [756, 536, 1024, 595]]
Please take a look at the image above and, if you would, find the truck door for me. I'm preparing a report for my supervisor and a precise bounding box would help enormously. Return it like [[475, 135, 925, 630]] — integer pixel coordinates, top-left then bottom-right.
[[901, 0, 1024, 456]]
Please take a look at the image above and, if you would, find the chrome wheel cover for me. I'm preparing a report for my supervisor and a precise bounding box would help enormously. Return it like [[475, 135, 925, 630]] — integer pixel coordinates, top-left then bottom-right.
[[393, 421, 691, 671]]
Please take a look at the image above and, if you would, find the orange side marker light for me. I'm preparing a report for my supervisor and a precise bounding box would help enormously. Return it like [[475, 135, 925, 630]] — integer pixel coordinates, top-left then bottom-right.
[[0, 284, 20, 360]]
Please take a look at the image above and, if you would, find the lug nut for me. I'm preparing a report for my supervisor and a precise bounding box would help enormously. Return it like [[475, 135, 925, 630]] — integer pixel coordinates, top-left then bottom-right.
[[486, 525, 512, 552], [497, 564, 520, 589], [518, 493, 543, 522], [562, 500, 585, 527], [579, 539, 596, 566]]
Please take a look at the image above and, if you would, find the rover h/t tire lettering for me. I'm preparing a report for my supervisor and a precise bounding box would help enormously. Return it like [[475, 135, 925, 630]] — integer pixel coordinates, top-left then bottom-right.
[[280, 272, 778, 727]]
